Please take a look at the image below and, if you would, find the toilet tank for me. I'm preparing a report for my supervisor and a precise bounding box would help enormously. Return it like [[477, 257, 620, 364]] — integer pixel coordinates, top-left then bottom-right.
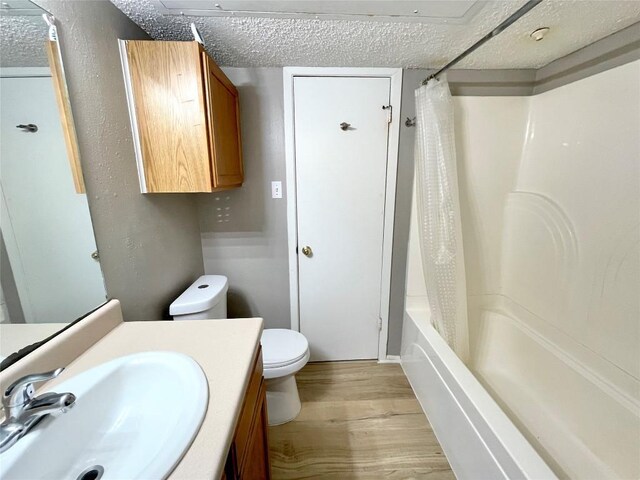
[[170, 275, 228, 320]]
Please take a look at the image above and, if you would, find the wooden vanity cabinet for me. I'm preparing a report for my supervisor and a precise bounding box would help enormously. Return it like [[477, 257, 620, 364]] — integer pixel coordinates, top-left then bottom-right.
[[120, 40, 243, 193], [223, 346, 271, 480]]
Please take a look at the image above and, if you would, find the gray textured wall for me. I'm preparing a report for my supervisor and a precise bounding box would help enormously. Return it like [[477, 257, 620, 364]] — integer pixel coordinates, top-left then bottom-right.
[[38, 0, 204, 320], [386, 70, 424, 355], [198, 68, 290, 329]]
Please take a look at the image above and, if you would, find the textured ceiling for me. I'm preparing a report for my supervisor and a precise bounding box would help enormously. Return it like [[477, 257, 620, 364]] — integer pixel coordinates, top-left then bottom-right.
[[0, 15, 49, 68], [110, 0, 640, 69]]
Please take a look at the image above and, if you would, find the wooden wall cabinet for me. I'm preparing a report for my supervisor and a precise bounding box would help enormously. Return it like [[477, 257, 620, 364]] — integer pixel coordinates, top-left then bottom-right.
[[223, 347, 272, 480], [119, 40, 243, 193]]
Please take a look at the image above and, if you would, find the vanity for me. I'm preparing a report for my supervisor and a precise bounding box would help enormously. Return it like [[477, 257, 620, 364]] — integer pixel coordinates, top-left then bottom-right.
[[0, 301, 271, 479]]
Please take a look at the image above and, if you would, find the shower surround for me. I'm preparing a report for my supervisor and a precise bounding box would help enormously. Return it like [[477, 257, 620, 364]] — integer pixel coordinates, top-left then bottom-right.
[[402, 60, 640, 479]]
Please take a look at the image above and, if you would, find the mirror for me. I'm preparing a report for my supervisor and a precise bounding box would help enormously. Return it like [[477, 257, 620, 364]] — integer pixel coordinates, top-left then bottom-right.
[[0, 1, 107, 367]]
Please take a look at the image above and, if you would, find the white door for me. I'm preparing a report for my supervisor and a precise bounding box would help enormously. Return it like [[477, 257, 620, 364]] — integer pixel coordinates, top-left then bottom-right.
[[0, 75, 106, 323], [294, 76, 391, 361]]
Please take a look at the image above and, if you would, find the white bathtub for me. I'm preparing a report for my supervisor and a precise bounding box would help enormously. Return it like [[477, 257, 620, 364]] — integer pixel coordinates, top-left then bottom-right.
[[402, 295, 640, 479], [401, 297, 557, 480], [469, 295, 640, 480]]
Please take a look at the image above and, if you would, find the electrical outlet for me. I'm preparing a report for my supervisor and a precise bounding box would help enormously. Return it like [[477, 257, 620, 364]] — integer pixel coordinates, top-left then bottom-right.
[[271, 181, 282, 199]]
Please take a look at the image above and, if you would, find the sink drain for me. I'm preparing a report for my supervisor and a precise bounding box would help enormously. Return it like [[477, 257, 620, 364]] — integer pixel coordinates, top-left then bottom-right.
[[76, 465, 104, 480]]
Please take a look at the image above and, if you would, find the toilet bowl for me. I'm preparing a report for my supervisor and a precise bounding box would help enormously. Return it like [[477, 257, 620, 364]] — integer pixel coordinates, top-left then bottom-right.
[[170, 275, 310, 426], [261, 329, 309, 425]]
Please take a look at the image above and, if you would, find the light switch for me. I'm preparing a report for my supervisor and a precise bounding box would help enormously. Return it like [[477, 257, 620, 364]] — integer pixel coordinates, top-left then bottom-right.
[[271, 181, 282, 199]]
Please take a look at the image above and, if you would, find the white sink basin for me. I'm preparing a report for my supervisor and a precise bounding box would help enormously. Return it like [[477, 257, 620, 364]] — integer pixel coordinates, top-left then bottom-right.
[[0, 351, 208, 480]]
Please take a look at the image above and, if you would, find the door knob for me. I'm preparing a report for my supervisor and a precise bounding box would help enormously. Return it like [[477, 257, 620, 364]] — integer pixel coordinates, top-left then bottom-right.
[[301, 246, 313, 257], [339, 122, 351, 131]]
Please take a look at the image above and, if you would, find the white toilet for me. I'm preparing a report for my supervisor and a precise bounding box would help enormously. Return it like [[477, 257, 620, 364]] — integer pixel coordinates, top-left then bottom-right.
[[170, 275, 310, 426]]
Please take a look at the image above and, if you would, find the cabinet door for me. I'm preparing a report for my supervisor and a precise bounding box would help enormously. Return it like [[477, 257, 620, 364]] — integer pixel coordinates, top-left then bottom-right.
[[125, 41, 213, 192], [202, 54, 244, 189], [240, 383, 271, 480]]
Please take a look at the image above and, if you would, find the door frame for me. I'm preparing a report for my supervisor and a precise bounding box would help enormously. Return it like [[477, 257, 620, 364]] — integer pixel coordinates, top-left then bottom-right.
[[283, 67, 403, 361]]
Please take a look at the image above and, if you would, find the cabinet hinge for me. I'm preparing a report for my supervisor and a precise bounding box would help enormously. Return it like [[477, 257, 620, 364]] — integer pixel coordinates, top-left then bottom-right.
[[382, 105, 392, 123]]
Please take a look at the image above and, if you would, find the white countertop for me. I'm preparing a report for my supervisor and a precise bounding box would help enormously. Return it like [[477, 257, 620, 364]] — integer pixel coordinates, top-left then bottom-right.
[[42, 318, 263, 480]]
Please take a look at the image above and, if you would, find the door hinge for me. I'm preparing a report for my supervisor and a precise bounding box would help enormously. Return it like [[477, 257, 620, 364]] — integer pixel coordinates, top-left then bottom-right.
[[382, 105, 392, 123], [378, 317, 383, 330]]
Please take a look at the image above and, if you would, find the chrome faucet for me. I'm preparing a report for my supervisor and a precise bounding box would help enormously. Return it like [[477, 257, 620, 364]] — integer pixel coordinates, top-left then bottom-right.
[[0, 368, 76, 453]]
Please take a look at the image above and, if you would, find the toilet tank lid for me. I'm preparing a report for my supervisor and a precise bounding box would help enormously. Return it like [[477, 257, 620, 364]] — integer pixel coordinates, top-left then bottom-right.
[[170, 275, 228, 316]]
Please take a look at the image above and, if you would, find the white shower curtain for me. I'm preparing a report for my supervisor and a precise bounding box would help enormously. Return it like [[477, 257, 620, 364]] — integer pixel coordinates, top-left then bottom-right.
[[414, 75, 469, 361]]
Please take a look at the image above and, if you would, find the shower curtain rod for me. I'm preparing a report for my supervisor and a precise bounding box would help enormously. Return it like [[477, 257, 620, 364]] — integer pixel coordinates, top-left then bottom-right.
[[422, 0, 543, 85]]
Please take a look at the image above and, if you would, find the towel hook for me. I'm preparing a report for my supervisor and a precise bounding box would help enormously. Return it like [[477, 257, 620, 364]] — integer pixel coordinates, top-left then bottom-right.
[[16, 124, 38, 132]]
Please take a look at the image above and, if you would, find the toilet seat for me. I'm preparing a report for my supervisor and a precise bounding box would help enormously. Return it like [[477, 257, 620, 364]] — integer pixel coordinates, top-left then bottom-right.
[[261, 329, 309, 380]]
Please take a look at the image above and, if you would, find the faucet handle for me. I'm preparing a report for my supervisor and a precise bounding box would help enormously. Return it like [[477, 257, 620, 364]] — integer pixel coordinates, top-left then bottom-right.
[[3, 368, 64, 409]]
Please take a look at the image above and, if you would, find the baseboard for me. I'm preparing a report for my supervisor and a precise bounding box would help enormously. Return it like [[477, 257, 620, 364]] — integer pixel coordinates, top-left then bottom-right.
[[378, 355, 401, 364]]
